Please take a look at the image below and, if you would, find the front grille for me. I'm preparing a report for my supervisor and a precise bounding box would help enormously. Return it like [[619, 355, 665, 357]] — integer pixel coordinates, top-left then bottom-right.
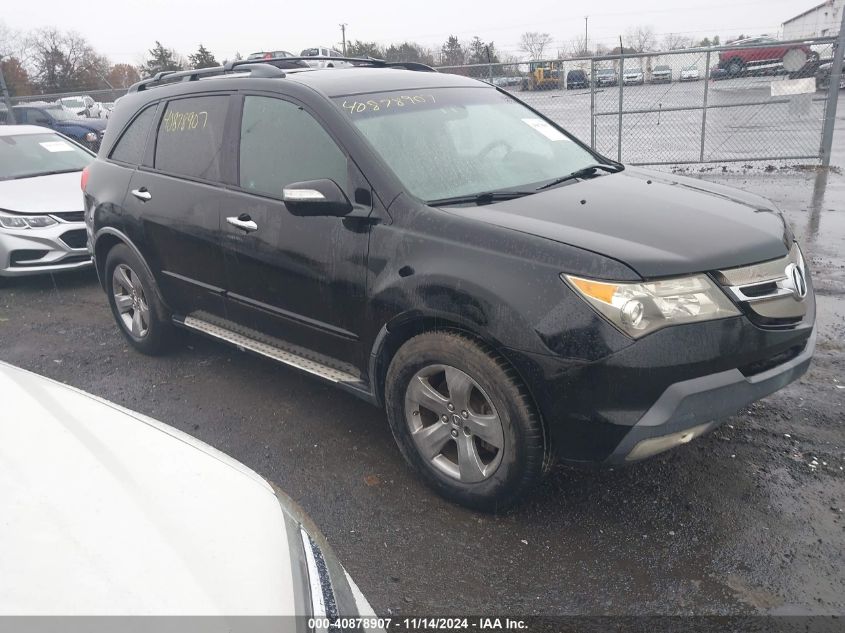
[[52, 211, 85, 223], [715, 244, 808, 328], [59, 229, 88, 249], [10, 249, 49, 266]]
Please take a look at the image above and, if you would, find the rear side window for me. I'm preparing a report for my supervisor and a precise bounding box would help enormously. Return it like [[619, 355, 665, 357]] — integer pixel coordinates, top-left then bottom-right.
[[110, 105, 157, 165], [239, 96, 347, 198], [154, 95, 229, 181]]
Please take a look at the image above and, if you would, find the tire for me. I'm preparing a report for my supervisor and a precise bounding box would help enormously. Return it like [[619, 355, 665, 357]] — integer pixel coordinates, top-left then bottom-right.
[[104, 244, 175, 355], [385, 331, 552, 512]]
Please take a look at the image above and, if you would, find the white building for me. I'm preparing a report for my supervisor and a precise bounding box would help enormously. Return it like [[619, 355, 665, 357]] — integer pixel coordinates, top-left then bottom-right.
[[782, 0, 844, 39]]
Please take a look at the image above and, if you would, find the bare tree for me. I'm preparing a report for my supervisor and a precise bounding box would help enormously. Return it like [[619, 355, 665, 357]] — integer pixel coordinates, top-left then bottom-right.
[[662, 33, 694, 51], [624, 26, 657, 53], [26, 28, 109, 92], [519, 32, 553, 60], [568, 35, 590, 57]]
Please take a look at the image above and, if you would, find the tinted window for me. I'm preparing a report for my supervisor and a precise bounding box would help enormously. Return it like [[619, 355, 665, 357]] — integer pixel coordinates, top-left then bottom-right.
[[154, 96, 229, 181], [239, 96, 347, 198], [110, 105, 157, 165]]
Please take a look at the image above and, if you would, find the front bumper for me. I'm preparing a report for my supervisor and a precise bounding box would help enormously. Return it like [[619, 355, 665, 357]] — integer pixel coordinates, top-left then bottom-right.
[[605, 326, 815, 463], [503, 292, 816, 464], [0, 222, 93, 277]]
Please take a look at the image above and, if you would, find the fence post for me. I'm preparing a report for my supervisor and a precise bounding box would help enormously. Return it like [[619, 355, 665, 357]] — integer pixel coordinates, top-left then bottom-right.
[[821, 10, 845, 167], [590, 57, 596, 149], [618, 55, 624, 162], [0, 61, 16, 124], [699, 49, 712, 162]]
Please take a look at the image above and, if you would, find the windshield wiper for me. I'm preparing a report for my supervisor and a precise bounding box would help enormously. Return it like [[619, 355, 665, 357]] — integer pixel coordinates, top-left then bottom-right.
[[428, 190, 535, 207], [536, 163, 622, 191]]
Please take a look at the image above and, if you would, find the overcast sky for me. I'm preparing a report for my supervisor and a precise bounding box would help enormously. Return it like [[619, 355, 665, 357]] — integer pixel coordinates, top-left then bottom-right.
[[2, 0, 821, 64]]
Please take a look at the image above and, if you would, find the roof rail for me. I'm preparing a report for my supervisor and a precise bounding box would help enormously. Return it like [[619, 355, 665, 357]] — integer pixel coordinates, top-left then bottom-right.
[[231, 55, 437, 73], [128, 55, 437, 93], [129, 63, 286, 93]]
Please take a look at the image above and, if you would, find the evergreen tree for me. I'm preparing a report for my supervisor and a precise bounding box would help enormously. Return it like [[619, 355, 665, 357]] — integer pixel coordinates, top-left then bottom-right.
[[141, 41, 183, 76], [189, 44, 218, 69]]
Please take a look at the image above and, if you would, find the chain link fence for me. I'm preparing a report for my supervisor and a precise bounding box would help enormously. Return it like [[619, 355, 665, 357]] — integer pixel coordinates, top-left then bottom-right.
[[439, 35, 844, 167], [2, 36, 843, 165]]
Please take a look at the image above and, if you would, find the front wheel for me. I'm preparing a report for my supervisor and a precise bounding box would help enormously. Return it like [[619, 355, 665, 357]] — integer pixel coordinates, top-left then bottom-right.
[[385, 331, 551, 512]]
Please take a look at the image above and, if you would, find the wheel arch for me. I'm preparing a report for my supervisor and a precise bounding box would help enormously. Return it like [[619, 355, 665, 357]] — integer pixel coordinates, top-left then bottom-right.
[[93, 228, 169, 310]]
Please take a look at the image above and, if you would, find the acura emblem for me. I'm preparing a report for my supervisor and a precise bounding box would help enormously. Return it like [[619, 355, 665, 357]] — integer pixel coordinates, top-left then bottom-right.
[[783, 263, 808, 301]]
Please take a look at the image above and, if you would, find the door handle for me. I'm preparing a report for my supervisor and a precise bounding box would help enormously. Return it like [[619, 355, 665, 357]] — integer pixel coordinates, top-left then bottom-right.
[[131, 187, 152, 202], [226, 214, 258, 232]]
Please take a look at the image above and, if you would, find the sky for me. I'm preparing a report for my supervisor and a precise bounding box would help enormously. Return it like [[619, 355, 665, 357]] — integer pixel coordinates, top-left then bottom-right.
[[1, 0, 825, 64]]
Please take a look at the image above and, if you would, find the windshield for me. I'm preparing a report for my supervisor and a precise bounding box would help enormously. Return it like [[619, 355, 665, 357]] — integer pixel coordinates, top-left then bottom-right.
[[335, 87, 600, 202], [597, 69, 615, 76], [0, 132, 93, 181], [61, 98, 85, 108]]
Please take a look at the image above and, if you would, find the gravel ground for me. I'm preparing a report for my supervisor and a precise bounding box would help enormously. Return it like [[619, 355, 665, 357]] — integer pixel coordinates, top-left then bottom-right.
[[1, 166, 843, 617]]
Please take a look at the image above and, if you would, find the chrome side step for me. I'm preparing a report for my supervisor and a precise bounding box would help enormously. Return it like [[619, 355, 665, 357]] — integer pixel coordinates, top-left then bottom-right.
[[181, 313, 365, 386]]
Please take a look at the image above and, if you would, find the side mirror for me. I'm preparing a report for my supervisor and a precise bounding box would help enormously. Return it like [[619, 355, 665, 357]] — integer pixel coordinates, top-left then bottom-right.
[[283, 179, 353, 217]]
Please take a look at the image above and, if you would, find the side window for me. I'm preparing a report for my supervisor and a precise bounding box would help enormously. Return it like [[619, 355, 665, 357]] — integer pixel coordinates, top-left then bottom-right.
[[110, 105, 157, 165], [239, 96, 347, 199], [154, 95, 229, 181]]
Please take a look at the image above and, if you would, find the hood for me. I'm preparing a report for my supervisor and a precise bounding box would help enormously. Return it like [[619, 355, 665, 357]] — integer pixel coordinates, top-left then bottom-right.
[[0, 362, 297, 615], [0, 171, 85, 214], [449, 167, 789, 278], [55, 117, 107, 132]]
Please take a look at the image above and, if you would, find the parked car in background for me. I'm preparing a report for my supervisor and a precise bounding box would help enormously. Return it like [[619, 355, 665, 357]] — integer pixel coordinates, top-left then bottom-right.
[[710, 66, 729, 80], [680, 66, 701, 81], [815, 61, 845, 91], [0, 125, 94, 281], [57, 95, 103, 119], [0, 103, 107, 152], [300, 47, 351, 68], [651, 65, 672, 83], [623, 68, 645, 85], [85, 62, 815, 510], [0, 361, 378, 618], [246, 50, 310, 69], [595, 67, 618, 86], [718, 36, 816, 76], [566, 69, 590, 89]]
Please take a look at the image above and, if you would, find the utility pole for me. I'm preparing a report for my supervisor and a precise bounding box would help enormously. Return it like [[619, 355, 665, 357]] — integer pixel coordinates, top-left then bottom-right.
[[585, 16, 589, 54], [339, 23, 348, 56], [820, 6, 845, 166], [0, 58, 16, 124]]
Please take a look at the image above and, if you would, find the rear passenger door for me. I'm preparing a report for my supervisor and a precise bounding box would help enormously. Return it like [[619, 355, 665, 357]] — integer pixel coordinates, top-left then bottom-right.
[[218, 94, 372, 367], [124, 93, 233, 317]]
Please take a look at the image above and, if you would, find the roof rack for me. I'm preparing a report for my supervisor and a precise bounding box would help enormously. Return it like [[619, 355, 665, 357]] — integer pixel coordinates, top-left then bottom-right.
[[128, 63, 286, 93], [128, 56, 437, 93]]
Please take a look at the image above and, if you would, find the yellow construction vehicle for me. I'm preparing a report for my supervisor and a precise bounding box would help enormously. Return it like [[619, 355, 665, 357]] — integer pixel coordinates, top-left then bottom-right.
[[521, 62, 563, 90]]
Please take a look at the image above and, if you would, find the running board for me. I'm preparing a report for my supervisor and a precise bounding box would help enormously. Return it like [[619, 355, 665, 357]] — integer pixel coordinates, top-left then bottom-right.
[[181, 314, 367, 388]]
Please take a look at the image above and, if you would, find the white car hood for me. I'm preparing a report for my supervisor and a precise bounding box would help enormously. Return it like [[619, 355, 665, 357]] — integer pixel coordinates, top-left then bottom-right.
[[0, 362, 297, 615], [0, 171, 84, 214]]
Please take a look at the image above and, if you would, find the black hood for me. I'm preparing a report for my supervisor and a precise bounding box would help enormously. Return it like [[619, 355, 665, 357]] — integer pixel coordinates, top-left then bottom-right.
[[449, 167, 790, 279]]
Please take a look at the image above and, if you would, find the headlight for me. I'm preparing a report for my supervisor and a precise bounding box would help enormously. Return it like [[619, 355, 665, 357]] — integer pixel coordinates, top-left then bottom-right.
[[0, 213, 59, 229], [84, 132, 98, 142], [563, 273, 740, 338]]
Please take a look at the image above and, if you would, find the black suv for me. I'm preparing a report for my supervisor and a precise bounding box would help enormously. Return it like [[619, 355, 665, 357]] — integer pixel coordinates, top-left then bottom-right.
[[84, 58, 815, 510]]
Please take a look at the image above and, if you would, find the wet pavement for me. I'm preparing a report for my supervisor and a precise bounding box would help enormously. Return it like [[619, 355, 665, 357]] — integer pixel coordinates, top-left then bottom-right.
[[1, 128, 844, 616]]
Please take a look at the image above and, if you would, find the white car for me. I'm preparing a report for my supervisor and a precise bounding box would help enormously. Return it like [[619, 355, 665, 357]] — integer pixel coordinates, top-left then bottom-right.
[[680, 66, 701, 81], [0, 125, 94, 280], [57, 95, 103, 119], [0, 360, 379, 618], [622, 69, 644, 85], [300, 46, 352, 68]]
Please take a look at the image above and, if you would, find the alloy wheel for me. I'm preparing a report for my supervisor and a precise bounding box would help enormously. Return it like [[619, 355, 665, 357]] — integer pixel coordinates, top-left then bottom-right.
[[404, 364, 505, 483], [112, 264, 150, 339]]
